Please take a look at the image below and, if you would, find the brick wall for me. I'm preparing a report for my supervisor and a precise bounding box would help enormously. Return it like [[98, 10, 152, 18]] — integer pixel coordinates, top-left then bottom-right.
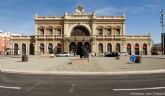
[[0, 36, 10, 55]]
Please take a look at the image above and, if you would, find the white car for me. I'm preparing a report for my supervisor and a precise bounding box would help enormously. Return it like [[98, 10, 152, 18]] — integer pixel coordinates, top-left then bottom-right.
[[56, 52, 74, 57], [119, 52, 128, 56]]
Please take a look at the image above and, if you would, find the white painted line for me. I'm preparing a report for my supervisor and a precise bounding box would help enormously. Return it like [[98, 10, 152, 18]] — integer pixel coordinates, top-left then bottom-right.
[[113, 87, 165, 91], [0, 85, 21, 90], [2, 69, 165, 75], [69, 84, 76, 93]]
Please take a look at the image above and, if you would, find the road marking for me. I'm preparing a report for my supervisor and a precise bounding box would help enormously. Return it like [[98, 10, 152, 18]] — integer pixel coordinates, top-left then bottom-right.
[[112, 78, 165, 83], [0, 85, 21, 90], [26, 82, 40, 92], [69, 84, 76, 93], [113, 87, 165, 91]]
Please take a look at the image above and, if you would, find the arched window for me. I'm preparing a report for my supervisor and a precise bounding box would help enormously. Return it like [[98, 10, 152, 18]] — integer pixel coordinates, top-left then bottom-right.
[[106, 26, 112, 36], [97, 26, 103, 36], [22, 43, 26, 55], [71, 26, 90, 36], [115, 26, 121, 36], [56, 26, 62, 36], [116, 43, 120, 52], [48, 28, 53, 36], [48, 43, 53, 54], [40, 29, 44, 36], [135, 43, 139, 55], [127, 44, 131, 55], [143, 43, 147, 55], [107, 43, 112, 52], [40, 43, 45, 54], [38, 26, 45, 36], [98, 43, 103, 53]]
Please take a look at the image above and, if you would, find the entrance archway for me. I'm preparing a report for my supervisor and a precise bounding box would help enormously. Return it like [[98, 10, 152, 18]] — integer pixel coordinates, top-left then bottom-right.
[[48, 43, 53, 54], [57, 43, 62, 54], [135, 43, 139, 55], [40, 43, 44, 54], [14, 43, 19, 55], [77, 42, 83, 55], [71, 26, 90, 36], [22, 43, 26, 55], [29, 43, 34, 55], [98, 43, 103, 53], [107, 43, 112, 52], [143, 43, 147, 55], [127, 44, 131, 55], [69, 42, 76, 52], [84, 42, 91, 52], [116, 43, 120, 52]]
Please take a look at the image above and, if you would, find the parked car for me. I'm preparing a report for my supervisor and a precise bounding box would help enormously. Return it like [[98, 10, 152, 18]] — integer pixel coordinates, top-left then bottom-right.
[[119, 52, 128, 56], [90, 52, 96, 56], [56, 52, 75, 57], [151, 52, 158, 55], [104, 52, 120, 57]]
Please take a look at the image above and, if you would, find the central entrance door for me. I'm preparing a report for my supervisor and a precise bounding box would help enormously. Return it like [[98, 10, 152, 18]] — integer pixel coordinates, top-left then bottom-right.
[[77, 42, 83, 55], [69, 25, 91, 55], [69, 42, 91, 55]]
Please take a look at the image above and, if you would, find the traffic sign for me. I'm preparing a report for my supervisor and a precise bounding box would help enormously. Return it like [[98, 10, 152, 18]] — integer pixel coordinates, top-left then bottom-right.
[[130, 55, 136, 62]]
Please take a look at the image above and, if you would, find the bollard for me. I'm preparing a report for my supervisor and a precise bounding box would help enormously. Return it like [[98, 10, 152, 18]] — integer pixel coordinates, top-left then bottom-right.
[[116, 56, 120, 60], [22, 55, 28, 62], [135, 56, 141, 63]]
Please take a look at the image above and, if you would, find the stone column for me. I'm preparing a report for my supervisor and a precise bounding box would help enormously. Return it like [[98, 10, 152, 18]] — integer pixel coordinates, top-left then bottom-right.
[[92, 20, 96, 36], [45, 42, 48, 54], [64, 23, 69, 36], [26, 43, 30, 55], [132, 43, 135, 55], [35, 41, 38, 55], [19, 43, 22, 55], [104, 43, 107, 52], [12, 43, 14, 55]]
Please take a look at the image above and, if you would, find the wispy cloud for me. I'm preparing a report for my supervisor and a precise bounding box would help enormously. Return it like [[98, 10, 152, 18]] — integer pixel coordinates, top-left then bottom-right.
[[95, 6, 144, 16], [96, 6, 123, 15], [95, 3, 160, 16]]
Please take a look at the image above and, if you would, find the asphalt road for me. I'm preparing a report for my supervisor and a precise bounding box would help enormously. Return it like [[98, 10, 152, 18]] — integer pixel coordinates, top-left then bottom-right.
[[0, 72, 165, 96]]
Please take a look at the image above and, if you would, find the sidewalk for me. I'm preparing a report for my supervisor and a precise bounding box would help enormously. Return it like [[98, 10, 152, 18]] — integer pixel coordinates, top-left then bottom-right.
[[0, 55, 165, 75]]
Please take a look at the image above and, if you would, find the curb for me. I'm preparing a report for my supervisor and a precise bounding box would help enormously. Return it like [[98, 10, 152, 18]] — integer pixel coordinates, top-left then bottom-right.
[[1, 69, 165, 75]]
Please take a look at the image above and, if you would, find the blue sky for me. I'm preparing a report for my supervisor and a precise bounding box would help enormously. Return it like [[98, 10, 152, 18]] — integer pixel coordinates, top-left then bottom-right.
[[0, 0, 165, 43]]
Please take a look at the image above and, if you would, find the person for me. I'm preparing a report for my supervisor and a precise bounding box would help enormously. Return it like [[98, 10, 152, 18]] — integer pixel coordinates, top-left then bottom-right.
[[80, 46, 84, 58], [84, 48, 89, 58]]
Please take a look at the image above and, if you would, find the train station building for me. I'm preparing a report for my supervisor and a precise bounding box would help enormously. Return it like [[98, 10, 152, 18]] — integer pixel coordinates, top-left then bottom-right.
[[9, 6, 152, 56]]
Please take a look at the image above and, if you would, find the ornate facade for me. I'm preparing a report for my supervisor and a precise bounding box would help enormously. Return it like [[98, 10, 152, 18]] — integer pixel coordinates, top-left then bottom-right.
[[9, 6, 152, 56]]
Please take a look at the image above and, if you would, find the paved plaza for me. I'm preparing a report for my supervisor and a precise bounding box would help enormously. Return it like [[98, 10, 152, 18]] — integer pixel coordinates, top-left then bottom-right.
[[0, 55, 165, 73]]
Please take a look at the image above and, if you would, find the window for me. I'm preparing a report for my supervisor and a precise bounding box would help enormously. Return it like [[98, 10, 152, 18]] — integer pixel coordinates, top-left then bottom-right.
[[48, 29, 53, 35], [116, 28, 120, 35], [57, 29, 61, 36], [107, 28, 112, 36], [98, 43, 103, 53], [107, 43, 112, 52], [116, 43, 120, 52], [98, 29, 103, 36], [40, 29, 44, 36]]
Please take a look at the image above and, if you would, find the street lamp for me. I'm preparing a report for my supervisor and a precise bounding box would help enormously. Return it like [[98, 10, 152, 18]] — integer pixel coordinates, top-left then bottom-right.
[[160, 9, 165, 55]]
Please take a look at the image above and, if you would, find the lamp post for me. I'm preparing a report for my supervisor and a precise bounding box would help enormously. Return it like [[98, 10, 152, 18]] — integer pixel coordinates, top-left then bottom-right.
[[160, 9, 165, 55]]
